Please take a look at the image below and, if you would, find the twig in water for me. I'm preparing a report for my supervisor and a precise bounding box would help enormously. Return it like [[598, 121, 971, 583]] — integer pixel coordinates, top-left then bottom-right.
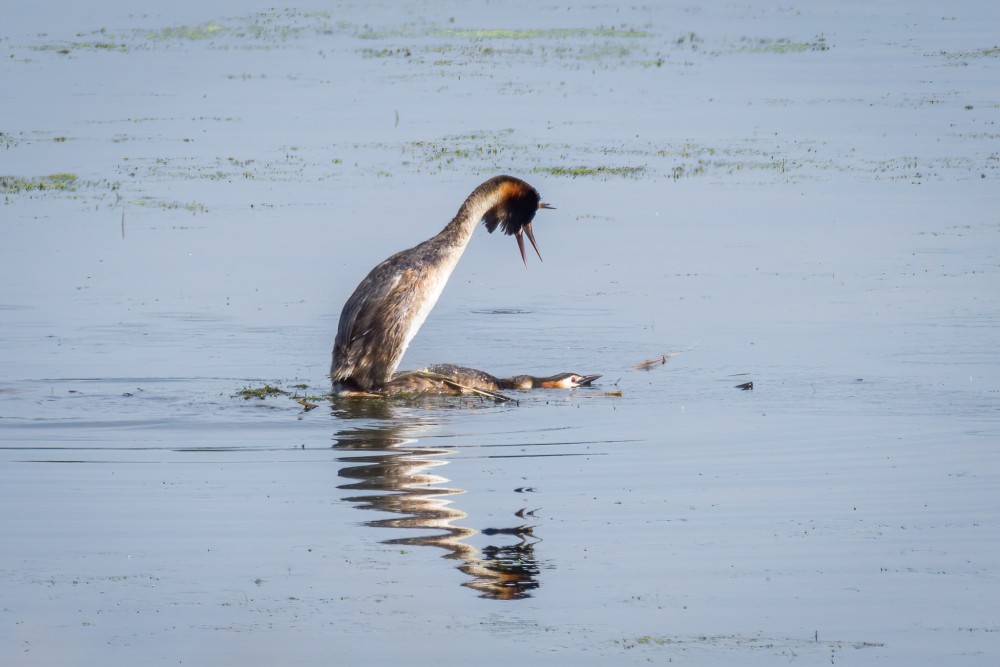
[[633, 352, 679, 370]]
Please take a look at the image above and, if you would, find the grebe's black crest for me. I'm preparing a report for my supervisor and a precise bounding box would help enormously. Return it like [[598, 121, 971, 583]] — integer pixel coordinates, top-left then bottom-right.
[[479, 175, 554, 267]]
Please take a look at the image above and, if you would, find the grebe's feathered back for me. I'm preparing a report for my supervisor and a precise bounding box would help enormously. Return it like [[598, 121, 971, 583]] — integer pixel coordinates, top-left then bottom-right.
[[331, 176, 552, 392], [380, 364, 602, 398], [419, 364, 601, 391]]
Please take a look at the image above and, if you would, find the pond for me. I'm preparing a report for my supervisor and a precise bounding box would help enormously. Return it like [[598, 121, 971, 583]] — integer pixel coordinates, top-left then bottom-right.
[[2, 1, 998, 664]]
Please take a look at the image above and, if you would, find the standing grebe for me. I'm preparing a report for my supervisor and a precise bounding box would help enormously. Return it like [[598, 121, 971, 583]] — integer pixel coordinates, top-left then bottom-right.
[[332, 175, 552, 393]]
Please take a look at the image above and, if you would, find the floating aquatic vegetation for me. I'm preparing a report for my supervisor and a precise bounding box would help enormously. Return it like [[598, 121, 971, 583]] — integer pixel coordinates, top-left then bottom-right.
[[130, 197, 207, 214], [737, 35, 829, 53], [433, 27, 651, 40], [28, 10, 343, 54], [937, 45, 1000, 59], [235, 383, 329, 410], [0, 173, 77, 194], [235, 384, 288, 400], [149, 21, 226, 41], [533, 165, 645, 178]]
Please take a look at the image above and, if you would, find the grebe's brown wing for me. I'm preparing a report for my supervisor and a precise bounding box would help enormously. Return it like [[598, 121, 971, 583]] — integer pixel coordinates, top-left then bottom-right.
[[332, 258, 428, 390], [387, 369, 514, 402], [424, 364, 503, 391]]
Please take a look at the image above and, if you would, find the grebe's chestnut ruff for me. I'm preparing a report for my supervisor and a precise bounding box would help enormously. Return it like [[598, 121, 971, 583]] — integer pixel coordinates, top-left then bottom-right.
[[331, 176, 553, 394]]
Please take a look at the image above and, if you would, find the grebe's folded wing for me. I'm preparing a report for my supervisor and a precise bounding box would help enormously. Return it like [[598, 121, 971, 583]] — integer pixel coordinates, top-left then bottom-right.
[[333, 259, 423, 389]]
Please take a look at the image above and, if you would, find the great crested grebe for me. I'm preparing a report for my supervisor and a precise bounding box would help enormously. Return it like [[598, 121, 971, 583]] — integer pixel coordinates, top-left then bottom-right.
[[372, 365, 603, 400], [427, 364, 600, 391], [331, 175, 553, 394]]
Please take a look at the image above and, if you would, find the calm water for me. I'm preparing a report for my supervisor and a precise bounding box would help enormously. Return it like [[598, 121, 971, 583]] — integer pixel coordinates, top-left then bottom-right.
[[2, 1, 998, 664]]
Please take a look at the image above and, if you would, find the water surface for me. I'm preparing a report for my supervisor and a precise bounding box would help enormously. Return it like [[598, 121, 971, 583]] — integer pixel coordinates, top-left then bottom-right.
[[2, 1, 998, 664]]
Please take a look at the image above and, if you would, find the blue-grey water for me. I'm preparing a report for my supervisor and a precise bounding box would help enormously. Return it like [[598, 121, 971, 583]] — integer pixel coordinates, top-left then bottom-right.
[[2, 1, 998, 664]]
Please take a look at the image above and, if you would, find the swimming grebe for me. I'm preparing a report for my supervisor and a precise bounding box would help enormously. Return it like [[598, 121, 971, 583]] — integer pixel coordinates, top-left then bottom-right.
[[382, 364, 601, 396], [331, 175, 552, 393], [425, 364, 600, 391]]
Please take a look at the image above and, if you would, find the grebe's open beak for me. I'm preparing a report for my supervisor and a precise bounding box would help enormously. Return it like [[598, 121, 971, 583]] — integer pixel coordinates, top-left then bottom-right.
[[515, 222, 543, 268], [516, 202, 553, 268], [536, 373, 602, 388], [573, 374, 602, 387]]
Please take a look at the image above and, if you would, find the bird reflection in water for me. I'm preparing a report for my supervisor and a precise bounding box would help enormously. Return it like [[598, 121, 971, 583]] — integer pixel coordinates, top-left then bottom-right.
[[332, 402, 542, 600]]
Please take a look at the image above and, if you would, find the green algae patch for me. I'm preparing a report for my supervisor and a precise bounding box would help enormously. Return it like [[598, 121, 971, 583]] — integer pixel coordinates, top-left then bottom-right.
[[151, 21, 226, 41], [131, 197, 207, 214], [938, 45, 1000, 60], [737, 36, 829, 53], [357, 24, 651, 41], [0, 173, 78, 194], [235, 384, 289, 400], [635, 635, 670, 646], [30, 28, 128, 54], [235, 383, 329, 410], [435, 27, 651, 40], [534, 165, 645, 178], [32, 11, 335, 55]]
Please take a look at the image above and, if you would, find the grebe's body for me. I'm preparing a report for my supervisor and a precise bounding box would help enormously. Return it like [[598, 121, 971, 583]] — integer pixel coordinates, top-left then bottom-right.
[[382, 364, 601, 396], [332, 176, 549, 393]]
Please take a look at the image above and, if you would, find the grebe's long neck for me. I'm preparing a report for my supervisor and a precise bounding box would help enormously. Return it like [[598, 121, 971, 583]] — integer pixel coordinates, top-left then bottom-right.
[[433, 178, 514, 254], [387, 181, 515, 378]]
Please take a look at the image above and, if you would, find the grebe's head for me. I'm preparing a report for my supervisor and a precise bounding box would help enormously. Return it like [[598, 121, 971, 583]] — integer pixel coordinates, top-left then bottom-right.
[[480, 175, 554, 267], [507, 373, 602, 390]]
